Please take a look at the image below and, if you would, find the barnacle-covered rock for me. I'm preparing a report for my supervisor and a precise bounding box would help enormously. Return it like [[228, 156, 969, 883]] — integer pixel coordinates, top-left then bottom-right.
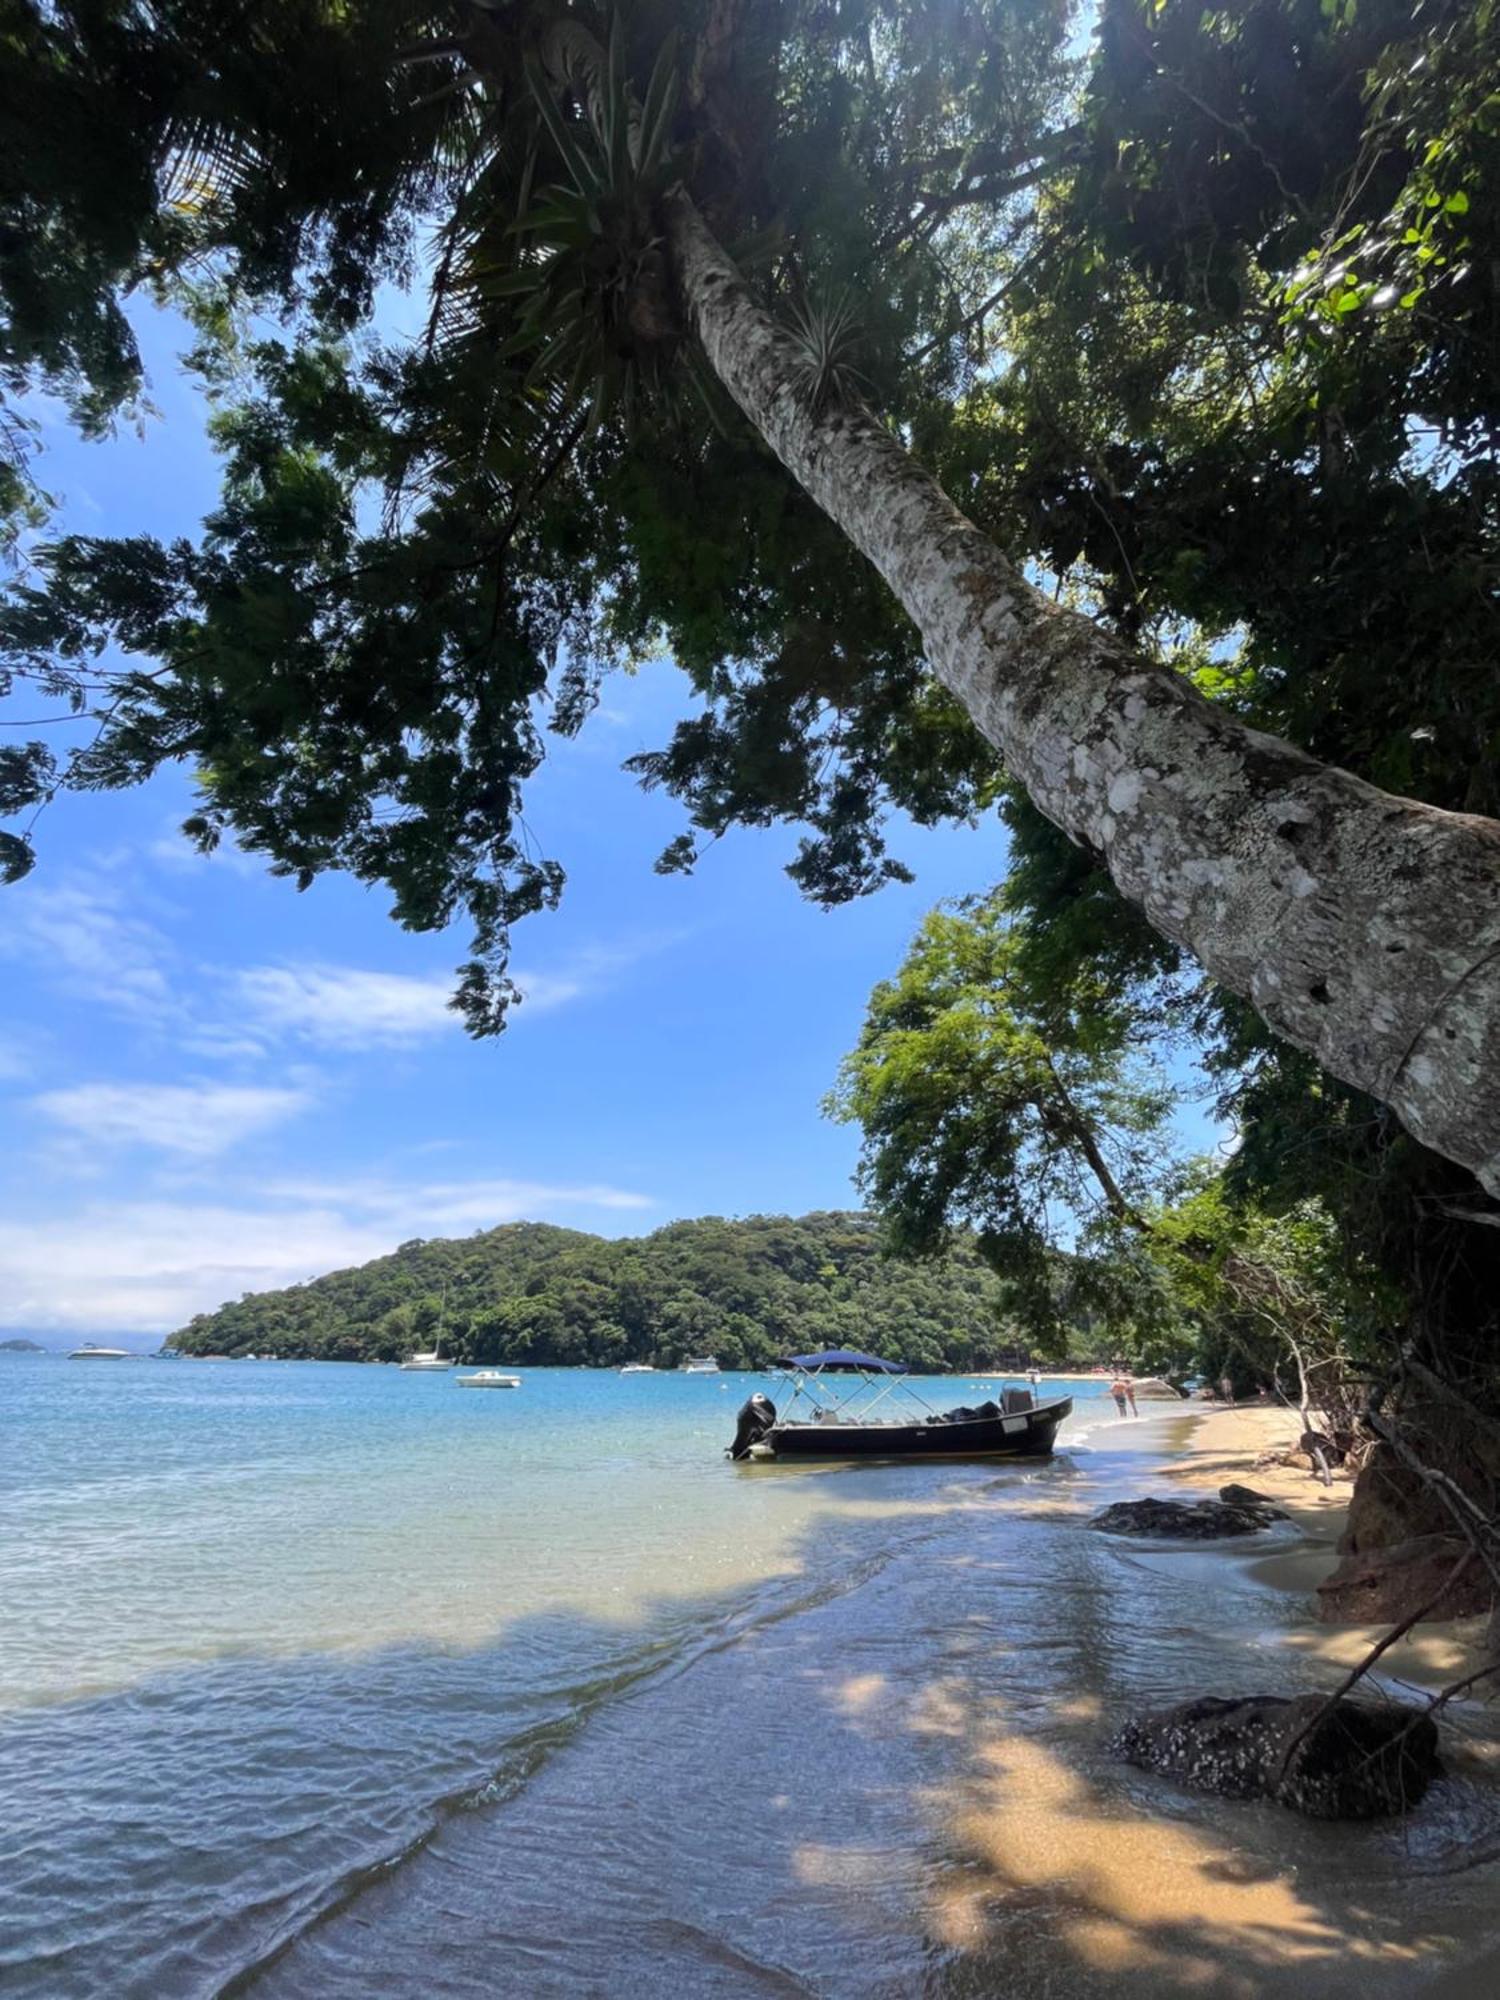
[[1111, 1694, 1441, 1818]]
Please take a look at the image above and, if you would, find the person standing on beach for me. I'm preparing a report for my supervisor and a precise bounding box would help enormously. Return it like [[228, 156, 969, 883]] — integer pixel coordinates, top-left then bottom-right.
[[1125, 1378, 1139, 1418], [1110, 1375, 1129, 1419]]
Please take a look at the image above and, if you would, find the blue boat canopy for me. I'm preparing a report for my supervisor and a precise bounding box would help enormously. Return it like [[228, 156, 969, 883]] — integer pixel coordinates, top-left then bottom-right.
[[777, 1349, 909, 1374]]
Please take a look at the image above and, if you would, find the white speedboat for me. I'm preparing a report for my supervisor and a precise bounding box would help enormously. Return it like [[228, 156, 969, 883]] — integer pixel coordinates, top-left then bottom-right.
[[680, 1356, 720, 1374], [457, 1370, 521, 1389], [68, 1343, 131, 1360], [619, 1362, 655, 1374]]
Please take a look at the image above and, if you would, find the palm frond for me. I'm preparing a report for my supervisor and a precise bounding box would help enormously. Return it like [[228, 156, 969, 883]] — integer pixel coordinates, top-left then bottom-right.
[[782, 292, 876, 413]]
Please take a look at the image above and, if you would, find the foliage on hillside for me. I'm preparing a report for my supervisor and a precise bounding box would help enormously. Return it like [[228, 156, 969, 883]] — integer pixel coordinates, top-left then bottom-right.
[[166, 1212, 1040, 1371]]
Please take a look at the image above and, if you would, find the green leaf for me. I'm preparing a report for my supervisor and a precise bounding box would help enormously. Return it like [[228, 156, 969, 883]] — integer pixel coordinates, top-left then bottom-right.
[[603, 15, 628, 191], [0, 831, 35, 884], [636, 32, 681, 178], [523, 53, 598, 200]]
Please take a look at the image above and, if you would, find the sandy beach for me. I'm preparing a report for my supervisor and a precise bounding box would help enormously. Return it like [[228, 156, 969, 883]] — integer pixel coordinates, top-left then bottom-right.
[[918, 1397, 1500, 1999], [1161, 1400, 1492, 1693]]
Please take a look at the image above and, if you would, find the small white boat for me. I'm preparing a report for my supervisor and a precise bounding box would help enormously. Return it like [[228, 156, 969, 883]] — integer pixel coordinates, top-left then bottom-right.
[[400, 1329, 454, 1371], [680, 1355, 720, 1374], [401, 1292, 457, 1370], [68, 1343, 131, 1360], [619, 1362, 656, 1374], [457, 1370, 521, 1389]]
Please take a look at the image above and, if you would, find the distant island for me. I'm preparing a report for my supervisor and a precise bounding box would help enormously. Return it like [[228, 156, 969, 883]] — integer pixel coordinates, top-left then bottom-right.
[[167, 1211, 1054, 1372], [0, 1337, 47, 1352]]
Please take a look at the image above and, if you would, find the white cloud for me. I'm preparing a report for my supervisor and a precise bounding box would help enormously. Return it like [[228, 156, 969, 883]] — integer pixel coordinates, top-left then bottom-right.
[[0, 1176, 655, 1332], [508, 969, 587, 1014], [0, 882, 183, 1031], [232, 964, 458, 1049], [222, 945, 649, 1050], [4, 859, 674, 1063], [0, 1201, 391, 1334], [264, 1175, 654, 1231], [32, 1081, 311, 1158], [146, 828, 263, 879]]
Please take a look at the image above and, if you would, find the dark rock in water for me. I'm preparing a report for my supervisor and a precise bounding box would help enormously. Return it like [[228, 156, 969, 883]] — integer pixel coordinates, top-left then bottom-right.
[[1111, 1693, 1441, 1818], [1317, 1532, 1493, 1625], [1219, 1483, 1287, 1514], [1088, 1496, 1283, 1539]]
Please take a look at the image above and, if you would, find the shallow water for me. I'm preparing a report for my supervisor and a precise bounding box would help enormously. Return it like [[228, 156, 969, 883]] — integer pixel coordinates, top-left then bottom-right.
[[3, 1359, 1498, 1998]]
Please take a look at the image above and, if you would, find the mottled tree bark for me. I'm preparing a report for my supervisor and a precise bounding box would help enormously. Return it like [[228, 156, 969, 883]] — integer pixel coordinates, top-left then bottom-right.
[[666, 191, 1500, 1198]]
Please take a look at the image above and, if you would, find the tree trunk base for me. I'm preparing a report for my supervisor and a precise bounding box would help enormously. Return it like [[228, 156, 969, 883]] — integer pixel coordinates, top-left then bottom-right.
[[1317, 1531, 1493, 1624], [1317, 1440, 1497, 1626]]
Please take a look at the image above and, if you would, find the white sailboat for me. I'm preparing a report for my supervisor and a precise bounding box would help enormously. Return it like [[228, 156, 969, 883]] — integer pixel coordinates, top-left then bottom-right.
[[400, 1296, 454, 1372], [400, 1337, 453, 1371]]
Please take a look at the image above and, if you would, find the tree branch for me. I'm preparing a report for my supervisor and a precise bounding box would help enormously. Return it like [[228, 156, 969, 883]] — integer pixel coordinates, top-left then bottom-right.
[[1274, 1546, 1477, 1785]]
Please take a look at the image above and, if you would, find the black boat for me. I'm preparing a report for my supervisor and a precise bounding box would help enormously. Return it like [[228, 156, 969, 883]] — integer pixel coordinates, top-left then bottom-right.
[[727, 1349, 1071, 1462]]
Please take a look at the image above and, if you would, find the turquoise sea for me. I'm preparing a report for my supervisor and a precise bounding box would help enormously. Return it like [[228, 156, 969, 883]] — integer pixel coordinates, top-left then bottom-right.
[[4, 1358, 1499, 1998]]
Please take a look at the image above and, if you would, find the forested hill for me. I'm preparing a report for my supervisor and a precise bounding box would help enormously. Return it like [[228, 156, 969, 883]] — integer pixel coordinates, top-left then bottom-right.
[[167, 1212, 1017, 1371]]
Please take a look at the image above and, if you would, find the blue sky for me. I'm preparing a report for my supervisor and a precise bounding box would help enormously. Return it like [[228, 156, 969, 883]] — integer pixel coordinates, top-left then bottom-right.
[[0, 306, 1217, 1343]]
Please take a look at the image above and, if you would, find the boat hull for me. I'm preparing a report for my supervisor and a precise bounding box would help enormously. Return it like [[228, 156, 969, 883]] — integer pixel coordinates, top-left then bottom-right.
[[760, 1397, 1071, 1462]]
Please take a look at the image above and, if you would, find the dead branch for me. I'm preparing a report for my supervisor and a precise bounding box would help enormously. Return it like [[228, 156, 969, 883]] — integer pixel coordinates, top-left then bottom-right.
[[1275, 1548, 1478, 1783]]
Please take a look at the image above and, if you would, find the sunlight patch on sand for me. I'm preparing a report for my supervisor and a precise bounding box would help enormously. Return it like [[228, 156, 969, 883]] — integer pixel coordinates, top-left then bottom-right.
[[921, 1730, 1461, 1991], [907, 1678, 971, 1737], [951, 1734, 1334, 1951], [833, 1672, 888, 1715], [1276, 1618, 1487, 1686]]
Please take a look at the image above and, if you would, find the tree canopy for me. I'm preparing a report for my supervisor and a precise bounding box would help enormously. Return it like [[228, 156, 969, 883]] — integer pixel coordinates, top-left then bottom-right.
[[828, 894, 1176, 1339], [166, 1209, 1039, 1371], [831, 894, 1401, 1392], [3, 0, 1499, 1230], [0, 0, 1075, 1019]]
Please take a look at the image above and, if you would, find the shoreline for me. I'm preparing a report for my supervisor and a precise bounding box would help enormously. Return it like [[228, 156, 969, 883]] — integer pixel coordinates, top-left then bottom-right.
[[9, 1362, 1499, 1997], [1156, 1399, 1491, 1694], [925, 1396, 1500, 1996]]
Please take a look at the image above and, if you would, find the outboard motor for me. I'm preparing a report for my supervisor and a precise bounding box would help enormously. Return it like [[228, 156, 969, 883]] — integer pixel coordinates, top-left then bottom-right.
[[728, 1392, 777, 1460]]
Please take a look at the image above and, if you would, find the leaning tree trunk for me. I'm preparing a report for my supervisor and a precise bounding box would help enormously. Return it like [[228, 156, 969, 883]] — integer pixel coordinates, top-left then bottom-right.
[[666, 191, 1500, 1198]]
